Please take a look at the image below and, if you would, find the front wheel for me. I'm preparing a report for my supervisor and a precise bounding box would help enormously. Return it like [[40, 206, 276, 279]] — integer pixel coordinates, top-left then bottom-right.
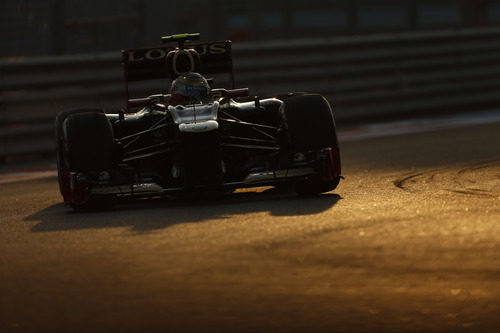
[[280, 94, 342, 195], [55, 109, 115, 209]]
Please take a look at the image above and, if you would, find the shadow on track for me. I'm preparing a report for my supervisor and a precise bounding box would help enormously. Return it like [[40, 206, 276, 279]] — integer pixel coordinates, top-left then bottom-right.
[[25, 188, 341, 233]]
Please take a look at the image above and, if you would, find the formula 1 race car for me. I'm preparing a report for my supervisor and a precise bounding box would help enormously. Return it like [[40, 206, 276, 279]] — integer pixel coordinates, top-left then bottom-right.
[[55, 33, 341, 209]]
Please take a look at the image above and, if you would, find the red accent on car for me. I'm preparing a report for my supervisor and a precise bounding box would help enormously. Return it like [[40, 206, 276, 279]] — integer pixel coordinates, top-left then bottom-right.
[[314, 146, 341, 181], [61, 171, 89, 206]]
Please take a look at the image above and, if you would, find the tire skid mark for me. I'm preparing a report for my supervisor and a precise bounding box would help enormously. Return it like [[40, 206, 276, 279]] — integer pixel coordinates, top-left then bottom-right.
[[393, 172, 425, 190], [450, 189, 497, 198], [457, 160, 497, 174], [394, 160, 500, 198], [393, 169, 441, 192]]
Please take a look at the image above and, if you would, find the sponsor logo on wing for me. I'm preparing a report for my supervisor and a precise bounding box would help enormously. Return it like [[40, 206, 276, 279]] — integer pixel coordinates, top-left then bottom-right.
[[125, 42, 227, 62]]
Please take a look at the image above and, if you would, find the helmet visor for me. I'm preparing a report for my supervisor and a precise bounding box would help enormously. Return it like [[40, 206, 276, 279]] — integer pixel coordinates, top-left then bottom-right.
[[170, 75, 209, 105]]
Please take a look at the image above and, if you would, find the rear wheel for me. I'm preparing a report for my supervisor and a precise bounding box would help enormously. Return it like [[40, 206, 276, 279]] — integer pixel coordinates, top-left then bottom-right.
[[280, 94, 341, 195], [55, 110, 115, 208]]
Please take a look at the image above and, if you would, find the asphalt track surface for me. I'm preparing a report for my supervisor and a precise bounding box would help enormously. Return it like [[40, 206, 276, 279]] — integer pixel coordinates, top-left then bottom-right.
[[1, 120, 499, 332]]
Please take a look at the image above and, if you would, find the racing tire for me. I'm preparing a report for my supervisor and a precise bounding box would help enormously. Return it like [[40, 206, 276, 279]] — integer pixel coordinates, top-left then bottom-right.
[[280, 94, 341, 195], [62, 112, 114, 172], [281, 94, 338, 151], [55, 109, 115, 209], [56, 109, 102, 195]]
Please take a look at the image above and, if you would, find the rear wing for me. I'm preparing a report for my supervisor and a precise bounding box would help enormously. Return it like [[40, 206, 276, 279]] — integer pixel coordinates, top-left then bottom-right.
[[121, 40, 234, 107]]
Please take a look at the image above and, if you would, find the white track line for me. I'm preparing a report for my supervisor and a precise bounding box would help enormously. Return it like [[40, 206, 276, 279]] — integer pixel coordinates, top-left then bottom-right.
[[0, 170, 57, 184], [339, 110, 500, 142]]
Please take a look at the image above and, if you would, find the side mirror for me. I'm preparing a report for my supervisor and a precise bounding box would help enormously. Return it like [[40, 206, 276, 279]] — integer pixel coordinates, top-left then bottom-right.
[[128, 94, 169, 108], [226, 88, 249, 98], [211, 88, 249, 99], [128, 98, 152, 108]]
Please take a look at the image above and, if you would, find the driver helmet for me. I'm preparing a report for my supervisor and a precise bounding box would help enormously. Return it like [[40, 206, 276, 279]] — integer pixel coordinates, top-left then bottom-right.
[[169, 72, 210, 106]]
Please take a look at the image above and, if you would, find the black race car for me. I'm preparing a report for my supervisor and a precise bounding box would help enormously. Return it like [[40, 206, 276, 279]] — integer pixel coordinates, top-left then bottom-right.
[[55, 33, 341, 209]]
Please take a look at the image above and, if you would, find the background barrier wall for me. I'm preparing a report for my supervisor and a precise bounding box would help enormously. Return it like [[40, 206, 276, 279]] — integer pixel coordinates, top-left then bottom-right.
[[1, 28, 500, 160], [3, 0, 500, 57]]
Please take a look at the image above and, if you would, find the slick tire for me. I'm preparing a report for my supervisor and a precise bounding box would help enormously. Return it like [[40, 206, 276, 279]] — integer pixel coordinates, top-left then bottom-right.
[[61, 111, 114, 172], [55, 110, 115, 209], [280, 94, 338, 151], [55, 109, 104, 195], [280, 94, 341, 195]]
